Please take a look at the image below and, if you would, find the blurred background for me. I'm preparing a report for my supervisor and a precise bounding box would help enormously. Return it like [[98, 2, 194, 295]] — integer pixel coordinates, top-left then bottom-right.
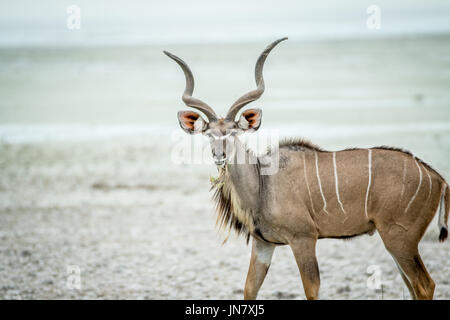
[[0, 0, 449, 299]]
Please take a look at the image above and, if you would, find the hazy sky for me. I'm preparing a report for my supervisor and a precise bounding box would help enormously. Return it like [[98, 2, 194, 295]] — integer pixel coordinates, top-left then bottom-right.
[[0, 0, 449, 45]]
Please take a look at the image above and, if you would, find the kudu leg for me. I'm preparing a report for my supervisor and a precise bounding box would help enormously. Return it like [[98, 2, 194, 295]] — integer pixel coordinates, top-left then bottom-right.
[[383, 240, 435, 300], [290, 237, 320, 300], [244, 237, 275, 300], [390, 255, 417, 299], [392, 253, 435, 300]]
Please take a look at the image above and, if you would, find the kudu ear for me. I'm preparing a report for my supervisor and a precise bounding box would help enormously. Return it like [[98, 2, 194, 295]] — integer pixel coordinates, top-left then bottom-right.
[[237, 108, 262, 132], [177, 111, 208, 134]]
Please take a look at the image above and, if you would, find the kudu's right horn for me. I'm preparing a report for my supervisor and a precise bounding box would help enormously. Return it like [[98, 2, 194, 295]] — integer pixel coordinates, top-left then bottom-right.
[[163, 50, 218, 122], [225, 37, 288, 121]]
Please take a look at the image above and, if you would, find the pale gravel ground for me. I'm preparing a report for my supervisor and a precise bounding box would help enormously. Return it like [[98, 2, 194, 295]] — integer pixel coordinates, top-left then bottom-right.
[[0, 130, 449, 300]]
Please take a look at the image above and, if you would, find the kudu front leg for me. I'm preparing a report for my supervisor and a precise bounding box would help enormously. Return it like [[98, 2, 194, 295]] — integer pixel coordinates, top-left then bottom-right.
[[290, 237, 320, 300], [244, 237, 275, 300]]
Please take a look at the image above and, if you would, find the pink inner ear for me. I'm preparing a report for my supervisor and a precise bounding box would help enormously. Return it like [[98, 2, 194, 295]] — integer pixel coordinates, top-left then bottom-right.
[[243, 110, 259, 127], [181, 111, 199, 130]]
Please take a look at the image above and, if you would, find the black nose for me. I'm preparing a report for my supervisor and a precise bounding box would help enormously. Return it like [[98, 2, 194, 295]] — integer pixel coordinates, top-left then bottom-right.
[[213, 151, 226, 159]]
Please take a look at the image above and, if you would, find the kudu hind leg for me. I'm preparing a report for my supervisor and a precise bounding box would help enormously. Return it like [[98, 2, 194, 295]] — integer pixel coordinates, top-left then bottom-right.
[[392, 253, 435, 300], [383, 238, 435, 300], [391, 255, 417, 299], [290, 237, 320, 300], [244, 238, 275, 300]]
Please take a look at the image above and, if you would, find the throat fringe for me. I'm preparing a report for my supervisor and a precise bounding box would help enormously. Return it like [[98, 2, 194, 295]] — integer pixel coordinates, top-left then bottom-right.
[[210, 166, 253, 243]]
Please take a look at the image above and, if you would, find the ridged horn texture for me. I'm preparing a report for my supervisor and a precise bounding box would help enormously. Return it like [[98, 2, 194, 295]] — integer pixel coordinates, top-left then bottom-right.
[[225, 37, 288, 121], [163, 50, 218, 121]]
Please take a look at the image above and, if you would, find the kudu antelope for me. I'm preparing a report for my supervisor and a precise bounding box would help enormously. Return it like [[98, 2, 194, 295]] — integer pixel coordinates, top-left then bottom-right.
[[164, 37, 449, 300]]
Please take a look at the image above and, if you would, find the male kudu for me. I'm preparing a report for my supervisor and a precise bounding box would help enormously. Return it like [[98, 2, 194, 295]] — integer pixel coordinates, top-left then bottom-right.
[[164, 38, 449, 300]]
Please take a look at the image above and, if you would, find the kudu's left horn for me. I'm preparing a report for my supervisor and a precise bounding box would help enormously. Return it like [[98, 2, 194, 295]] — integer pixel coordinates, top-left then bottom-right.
[[163, 50, 218, 122], [226, 37, 288, 121]]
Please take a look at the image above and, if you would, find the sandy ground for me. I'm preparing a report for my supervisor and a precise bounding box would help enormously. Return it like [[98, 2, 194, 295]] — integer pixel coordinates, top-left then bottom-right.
[[0, 35, 449, 299], [0, 129, 449, 300]]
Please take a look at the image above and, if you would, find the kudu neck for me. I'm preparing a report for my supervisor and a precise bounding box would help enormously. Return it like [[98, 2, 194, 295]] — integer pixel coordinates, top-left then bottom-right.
[[225, 137, 261, 210]]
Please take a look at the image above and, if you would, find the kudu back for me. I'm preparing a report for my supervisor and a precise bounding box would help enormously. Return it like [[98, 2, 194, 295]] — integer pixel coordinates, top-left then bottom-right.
[[164, 38, 449, 300]]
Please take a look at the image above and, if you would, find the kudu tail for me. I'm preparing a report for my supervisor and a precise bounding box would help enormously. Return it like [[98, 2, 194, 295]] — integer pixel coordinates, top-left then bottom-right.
[[438, 184, 449, 242]]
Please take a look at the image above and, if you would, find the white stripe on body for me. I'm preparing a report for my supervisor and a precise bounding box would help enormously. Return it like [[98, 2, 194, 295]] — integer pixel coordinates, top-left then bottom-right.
[[314, 151, 329, 214], [303, 152, 316, 215], [404, 158, 423, 214], [400, 158, 407, 200], [422, 165, 432, 202], [364, 149, 372, 219], [332, 152, 346, 214]]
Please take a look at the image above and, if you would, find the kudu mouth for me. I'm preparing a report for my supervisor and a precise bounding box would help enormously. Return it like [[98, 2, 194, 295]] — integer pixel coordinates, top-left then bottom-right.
[[212, 144, 229, 166], [164, 37, 288, 122], [214, 159, 227, 167]]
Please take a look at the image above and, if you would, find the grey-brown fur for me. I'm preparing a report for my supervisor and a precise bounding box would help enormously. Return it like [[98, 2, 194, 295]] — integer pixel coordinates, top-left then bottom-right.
[[165, 37, 449, 300], [212, 141, 447, 241], [215, 138, 448, 300]]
